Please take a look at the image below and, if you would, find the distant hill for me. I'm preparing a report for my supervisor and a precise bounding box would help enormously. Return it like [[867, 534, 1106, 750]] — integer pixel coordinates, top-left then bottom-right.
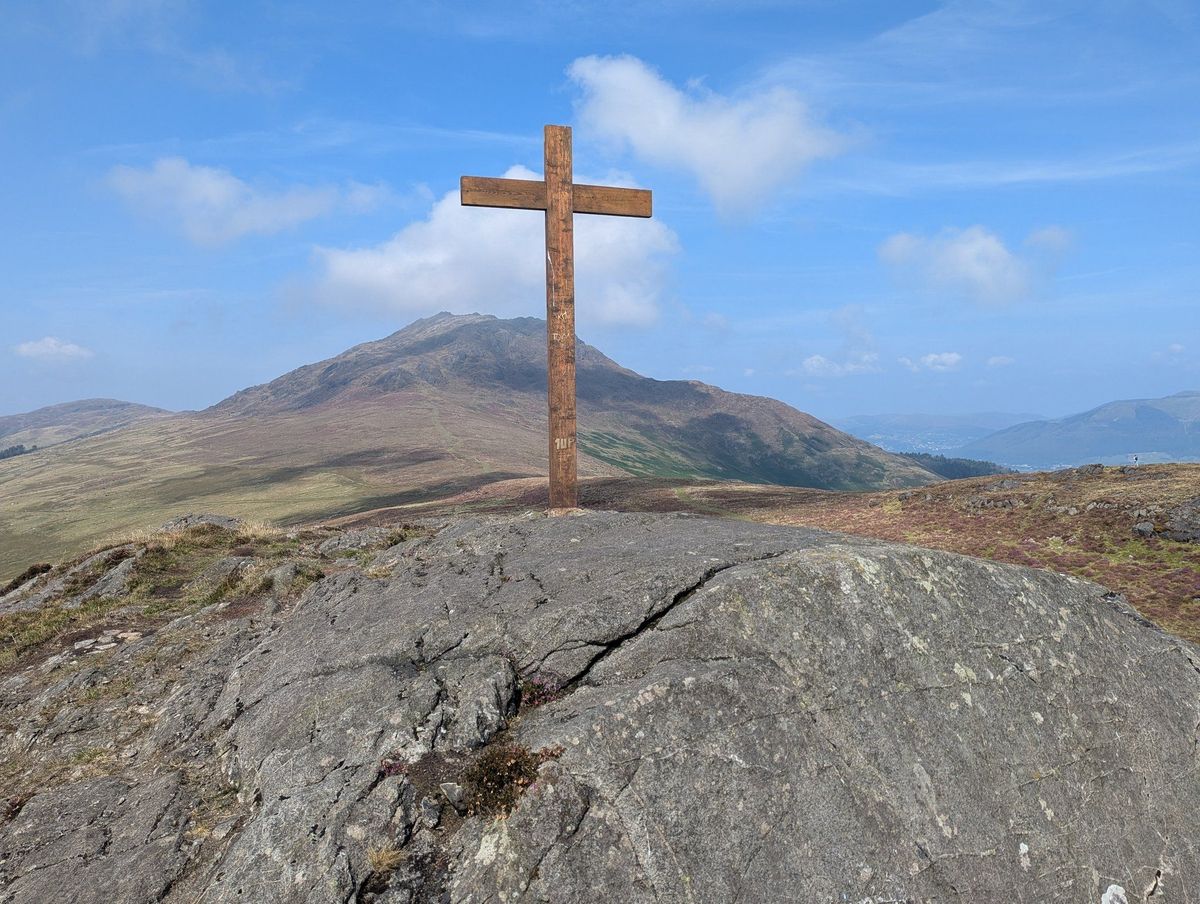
[[959, 391, 1200, 468], [0, 398, 172, 449], [0, 313, 934, 578], [833, 411, 1045, 453]]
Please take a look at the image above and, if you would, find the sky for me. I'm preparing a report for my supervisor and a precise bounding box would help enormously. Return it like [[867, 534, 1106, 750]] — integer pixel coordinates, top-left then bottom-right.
[[2, 0, 1197, 423]]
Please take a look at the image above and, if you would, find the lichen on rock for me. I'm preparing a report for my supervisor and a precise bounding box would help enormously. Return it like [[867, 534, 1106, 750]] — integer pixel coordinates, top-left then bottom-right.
[[1, 512, 1198, 903]]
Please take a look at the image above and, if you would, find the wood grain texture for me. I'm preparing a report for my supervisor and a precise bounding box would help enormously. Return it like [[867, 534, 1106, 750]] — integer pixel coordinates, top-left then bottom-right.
[[462, 176, 651, 218], [572, 184, 651, 217], [544, 125, 578, 509], [460, 176, 545, 211]]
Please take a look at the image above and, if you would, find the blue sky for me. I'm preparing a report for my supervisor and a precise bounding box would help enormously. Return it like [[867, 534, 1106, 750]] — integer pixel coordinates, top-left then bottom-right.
[[2, 0, 1197, 422]]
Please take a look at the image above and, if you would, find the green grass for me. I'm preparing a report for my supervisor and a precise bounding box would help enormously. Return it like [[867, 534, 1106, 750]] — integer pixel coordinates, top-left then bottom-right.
[[578, 429, 697, 479]]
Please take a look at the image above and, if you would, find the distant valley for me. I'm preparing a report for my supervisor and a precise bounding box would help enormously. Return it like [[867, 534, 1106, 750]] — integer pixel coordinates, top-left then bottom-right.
[[838, 392, 1200, 470], [832, 411, 1043, 454]]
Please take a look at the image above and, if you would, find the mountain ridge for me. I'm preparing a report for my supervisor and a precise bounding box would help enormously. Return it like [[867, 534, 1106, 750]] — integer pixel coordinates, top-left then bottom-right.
[[0, 313, 933, 579], [0, 398, 172, 450], [203, 311, 935, 489], [960, 389, 1200, 467]]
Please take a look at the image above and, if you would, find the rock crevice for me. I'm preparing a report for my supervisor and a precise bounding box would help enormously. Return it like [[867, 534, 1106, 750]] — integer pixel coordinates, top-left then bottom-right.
[[1, 512, 1198, 903]]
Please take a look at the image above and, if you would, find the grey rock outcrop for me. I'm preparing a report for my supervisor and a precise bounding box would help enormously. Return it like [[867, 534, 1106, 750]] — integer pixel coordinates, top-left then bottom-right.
[[317, 526, 399, 557], [1160, 496, 1200, 543], [158, 513, 244, 533], [2, 512, 1199, 903]]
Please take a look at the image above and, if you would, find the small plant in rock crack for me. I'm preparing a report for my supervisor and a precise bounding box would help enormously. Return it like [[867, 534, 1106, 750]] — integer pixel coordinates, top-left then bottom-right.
[[378, 755, 409, 777], [519, 670, 567, 708], [367, 840, 405, 876], [462, 743, 564, 817]]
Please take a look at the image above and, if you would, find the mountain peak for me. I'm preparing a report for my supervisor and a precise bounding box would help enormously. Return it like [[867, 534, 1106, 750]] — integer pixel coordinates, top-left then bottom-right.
[[212, 313, 611, 415], [207, 313, 934, 491], [390, 310, 500, 339]]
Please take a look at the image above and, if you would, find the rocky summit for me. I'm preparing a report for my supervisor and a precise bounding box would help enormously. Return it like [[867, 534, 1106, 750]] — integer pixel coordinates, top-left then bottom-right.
[[2, 512, 1199, 903]]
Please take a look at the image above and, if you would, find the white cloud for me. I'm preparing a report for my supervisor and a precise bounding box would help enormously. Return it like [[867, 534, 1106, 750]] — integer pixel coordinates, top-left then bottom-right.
[[15, 337, 94, 361], [987, 355, 1015, 367], [798, 351, 880, 378], [922, 351, 962, 371], [879, 225, 1068, 304], [899, 352, 963, 372], [312, 166, 678, 327], [568, 54, 847, 214], [1153, 342, 1187, 362], [108, 157, 386, 245]]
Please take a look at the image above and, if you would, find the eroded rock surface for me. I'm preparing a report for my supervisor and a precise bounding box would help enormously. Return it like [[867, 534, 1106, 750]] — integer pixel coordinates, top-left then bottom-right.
[[2, 512, 1199, 903]]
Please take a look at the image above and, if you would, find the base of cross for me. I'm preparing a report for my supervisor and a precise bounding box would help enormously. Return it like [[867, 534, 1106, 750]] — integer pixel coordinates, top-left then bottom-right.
[[546, 506, 586, 517]]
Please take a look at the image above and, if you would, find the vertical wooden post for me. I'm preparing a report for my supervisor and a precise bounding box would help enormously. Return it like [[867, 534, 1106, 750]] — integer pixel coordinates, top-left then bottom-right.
[[462, 125, 650, 511], [544, 125, 577, 509]]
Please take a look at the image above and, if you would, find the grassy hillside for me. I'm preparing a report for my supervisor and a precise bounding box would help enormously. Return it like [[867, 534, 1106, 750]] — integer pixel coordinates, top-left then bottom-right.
[[0, 390, 550, 579]]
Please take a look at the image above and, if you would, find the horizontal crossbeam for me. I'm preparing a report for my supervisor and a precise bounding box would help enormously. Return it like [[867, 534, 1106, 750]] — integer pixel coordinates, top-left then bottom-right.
[[460, 176, 652, 218]]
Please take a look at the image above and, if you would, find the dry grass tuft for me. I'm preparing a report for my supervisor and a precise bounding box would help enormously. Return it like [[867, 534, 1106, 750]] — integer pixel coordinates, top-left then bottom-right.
[[367, 840, 405, 875]]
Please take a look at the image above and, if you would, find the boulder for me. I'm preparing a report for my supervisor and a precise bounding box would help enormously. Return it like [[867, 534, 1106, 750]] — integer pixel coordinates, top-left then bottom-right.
[[1, 512, 1198, 903]]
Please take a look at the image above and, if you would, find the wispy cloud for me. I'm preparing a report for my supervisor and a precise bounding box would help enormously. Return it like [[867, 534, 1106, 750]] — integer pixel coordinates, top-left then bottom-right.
[[569, 54, 847, 214], [15, 337, 94, 361], [56, 0, 293, 94], [767, 0, 1197, 109], [828, 141, 1200, 195], [899, 352, 963, 372], [880, 225, 1069, 304], [759, 0, 1200, 196], [108, 157, 389, 245], [310, 166, 678, 327], [789, 305, 880, 378], [798, 352, 880, 378], [987, 355, 1015, 367]]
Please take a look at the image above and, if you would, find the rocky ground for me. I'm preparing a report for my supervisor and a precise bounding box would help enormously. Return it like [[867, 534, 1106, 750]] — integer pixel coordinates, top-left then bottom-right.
[[2, 511, 1199, 902], [357, 463, 1200, 645]]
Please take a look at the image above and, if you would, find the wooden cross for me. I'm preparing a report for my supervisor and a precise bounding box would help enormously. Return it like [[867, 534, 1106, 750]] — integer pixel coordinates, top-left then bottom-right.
[[461, 124, 653, 510]]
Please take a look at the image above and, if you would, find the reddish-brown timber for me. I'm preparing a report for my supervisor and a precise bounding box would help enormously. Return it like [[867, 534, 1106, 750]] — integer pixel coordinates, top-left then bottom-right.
[[460, 124, 653, 510]]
